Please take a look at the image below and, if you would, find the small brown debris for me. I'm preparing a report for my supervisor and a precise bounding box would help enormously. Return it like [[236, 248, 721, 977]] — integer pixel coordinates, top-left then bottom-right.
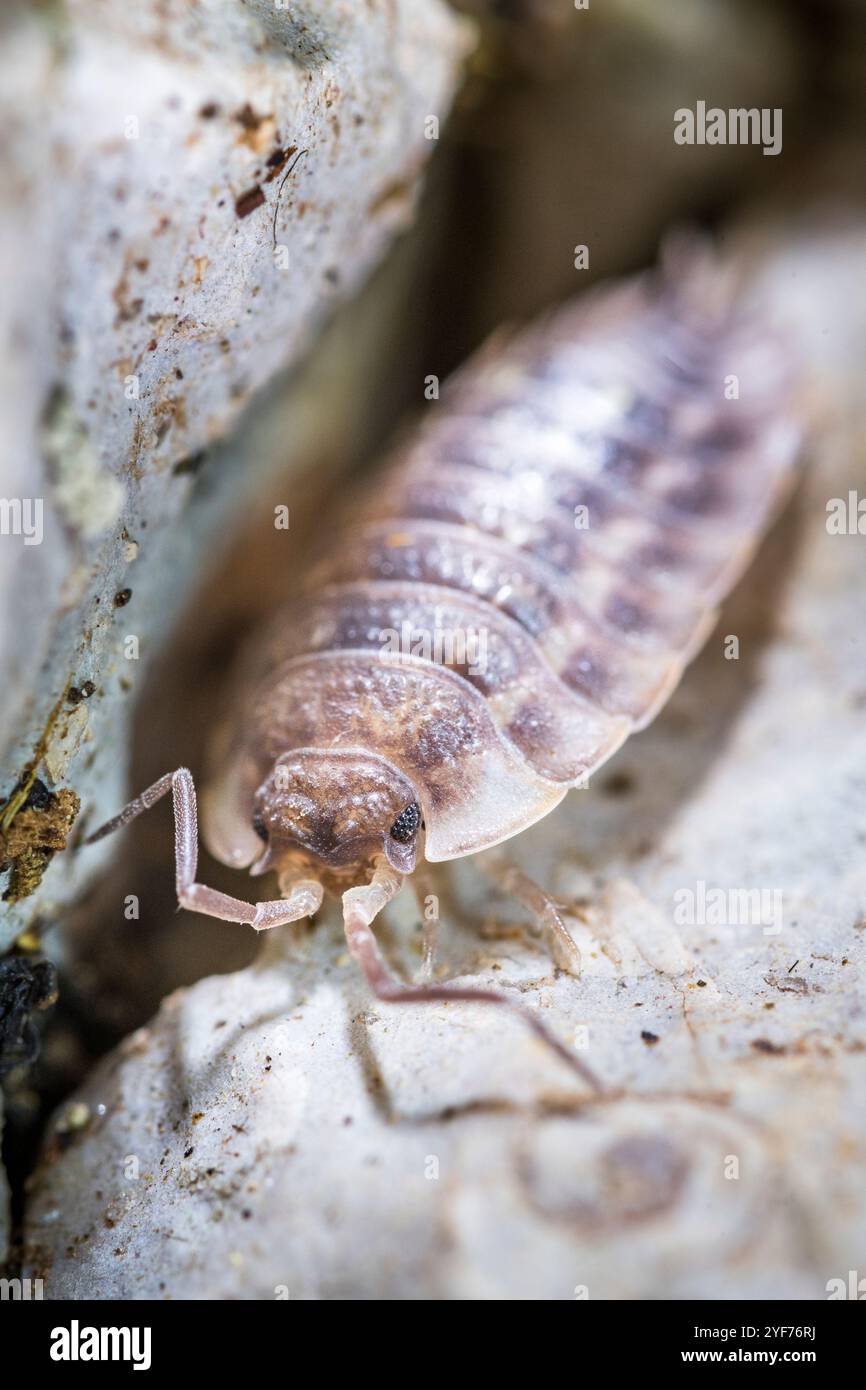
[[233, 104, 277, 153], [640, 1030, 660, 1045], [67, 681, 96, 705], [264, 144, 298, 182], [234, 103, 265, 131], [235, 186, 265, 219]]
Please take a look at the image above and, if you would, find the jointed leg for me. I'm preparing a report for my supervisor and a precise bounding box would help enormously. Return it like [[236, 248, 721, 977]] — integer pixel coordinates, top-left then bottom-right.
[[85, 767, 322, 930], [410, 866, 440, 982], [477, 856, 582, 977], [343, 875, 601, 1092]]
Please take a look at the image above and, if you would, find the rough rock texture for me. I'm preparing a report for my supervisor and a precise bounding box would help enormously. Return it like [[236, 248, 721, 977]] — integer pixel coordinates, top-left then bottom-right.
[[0, 0, 469, 949], [22, 226, 866, 1299]]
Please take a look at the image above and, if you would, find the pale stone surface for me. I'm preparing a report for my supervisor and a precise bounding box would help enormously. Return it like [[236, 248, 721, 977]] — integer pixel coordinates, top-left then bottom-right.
[[22, 228, 866, 1299], [0, 0, 469, 950]]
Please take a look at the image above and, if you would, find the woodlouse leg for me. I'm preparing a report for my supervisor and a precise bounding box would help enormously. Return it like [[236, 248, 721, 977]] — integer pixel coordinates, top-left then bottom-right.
[[343, 871, 601, 1092], [477, 857, 582, 977], [85, 767, 322, 930], [410, 866, 440, 982]]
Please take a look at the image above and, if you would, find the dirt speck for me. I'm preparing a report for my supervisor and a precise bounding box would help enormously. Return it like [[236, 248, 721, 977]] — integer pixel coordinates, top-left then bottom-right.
[[67, 681, 96, 704], [235, 186, 265, 219], [264, 144, 298, 182], [234, 104, 277, 153], [751, 1038, 786, 1056]]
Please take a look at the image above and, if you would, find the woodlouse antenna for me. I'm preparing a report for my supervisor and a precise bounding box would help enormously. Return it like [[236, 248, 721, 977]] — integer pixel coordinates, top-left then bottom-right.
[[83, 767, 323, 930], [342, 862, 602, 1092]]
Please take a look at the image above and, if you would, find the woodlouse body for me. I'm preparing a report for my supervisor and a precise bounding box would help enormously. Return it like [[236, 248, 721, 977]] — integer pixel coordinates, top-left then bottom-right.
[[204, 255, 803, 891]]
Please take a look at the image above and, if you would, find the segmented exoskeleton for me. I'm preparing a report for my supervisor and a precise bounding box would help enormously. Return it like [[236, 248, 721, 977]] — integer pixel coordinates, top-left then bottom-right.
[[86, 246, 806, 1083]]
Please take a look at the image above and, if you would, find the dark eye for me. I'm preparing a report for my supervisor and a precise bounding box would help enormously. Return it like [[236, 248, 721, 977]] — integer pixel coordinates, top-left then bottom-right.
[[389, 802, 420, 844], [252, 812, 268, 842]]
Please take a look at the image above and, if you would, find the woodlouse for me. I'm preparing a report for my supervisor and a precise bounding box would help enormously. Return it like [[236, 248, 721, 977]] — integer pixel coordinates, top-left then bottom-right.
[[85, 246, 805, 1081]]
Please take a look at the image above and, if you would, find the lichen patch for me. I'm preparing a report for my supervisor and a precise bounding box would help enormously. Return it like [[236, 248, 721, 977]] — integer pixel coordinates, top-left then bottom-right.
[[0, 780, 80, 904]]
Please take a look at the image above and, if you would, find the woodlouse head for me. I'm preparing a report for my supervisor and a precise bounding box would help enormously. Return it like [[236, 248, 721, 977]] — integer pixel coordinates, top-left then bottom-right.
[[249, 748, 423, 887]]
